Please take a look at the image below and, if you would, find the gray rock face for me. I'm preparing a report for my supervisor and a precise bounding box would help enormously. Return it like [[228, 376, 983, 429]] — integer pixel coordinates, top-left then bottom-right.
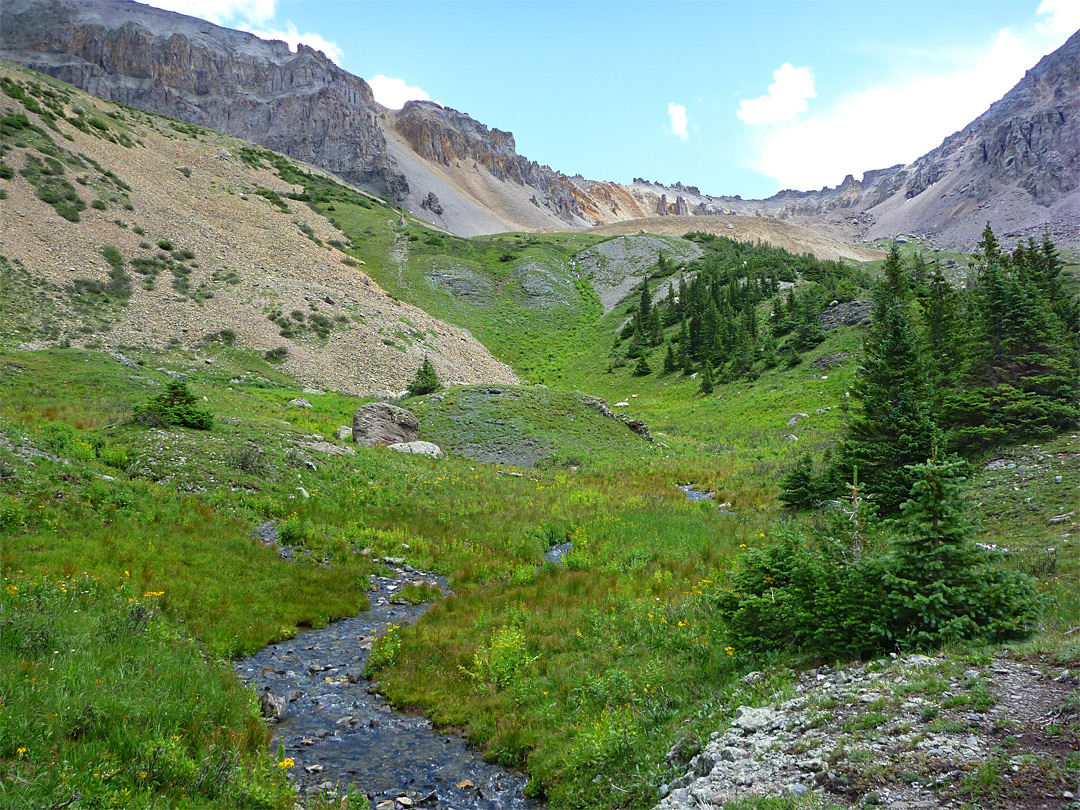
[[819, 300, 872, 330], [419, 191, 443, 216], [352, 403, 419, 447], [0, 0, 405, 200], [387, 441, 442, 457], [579, 395, 613, 419], [394, 100, 585, 223]]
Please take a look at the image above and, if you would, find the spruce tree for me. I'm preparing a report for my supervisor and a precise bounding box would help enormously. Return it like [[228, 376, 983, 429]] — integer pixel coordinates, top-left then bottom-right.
[[698, 363, 714, 395], [884, 456, 1038, 649], [632, 354, 652, 376], [663, 342, 678, 373], [838, 246, 939, 512], [922, 264, 961, 394], [407, 355, 443, 396]]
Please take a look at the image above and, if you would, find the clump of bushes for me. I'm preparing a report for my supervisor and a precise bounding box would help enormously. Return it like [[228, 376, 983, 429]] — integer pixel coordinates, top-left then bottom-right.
[[264, 346, 288, 363], [718, 458, 1039, 658], [134, 381, 212, 430]]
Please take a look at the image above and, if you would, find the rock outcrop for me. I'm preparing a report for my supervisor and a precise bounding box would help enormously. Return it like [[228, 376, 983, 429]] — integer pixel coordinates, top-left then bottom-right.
[[0, 0, 407, 200], [352, 403, 420, 447], [387, 440, 442, 457], [393, 101, 586, 223], [656, 654, 1079, 810]]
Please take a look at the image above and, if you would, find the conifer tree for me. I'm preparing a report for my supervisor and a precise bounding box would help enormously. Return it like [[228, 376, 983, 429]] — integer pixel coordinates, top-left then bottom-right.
[[698, 362, 714, 395], [632, 354, 652, 376], [884, 456, 1038, 649], [407, 355, 443, 396], [838, 246, 939, 512], [923, 264, 961, 393], [663, 341, 678, 373]]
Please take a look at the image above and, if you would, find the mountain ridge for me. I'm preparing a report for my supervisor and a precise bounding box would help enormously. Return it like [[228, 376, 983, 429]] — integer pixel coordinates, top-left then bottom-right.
[[2, 0, 1077, 249]]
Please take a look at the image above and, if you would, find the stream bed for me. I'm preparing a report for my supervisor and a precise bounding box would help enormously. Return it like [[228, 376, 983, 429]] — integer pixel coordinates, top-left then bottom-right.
[[235, 563, 536, 810]]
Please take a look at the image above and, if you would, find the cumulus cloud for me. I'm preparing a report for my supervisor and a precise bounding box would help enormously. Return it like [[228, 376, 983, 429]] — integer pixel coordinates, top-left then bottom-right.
[[368, 76, 436, 110], [737, 64, 816, 125], [242, 22, 344, 64], [149, 0, 276, 26], [666, 103, 689, 141], [1036, 0, 1080, 35], [744, 23, 1071, 192], [147, 1, 343, 63]]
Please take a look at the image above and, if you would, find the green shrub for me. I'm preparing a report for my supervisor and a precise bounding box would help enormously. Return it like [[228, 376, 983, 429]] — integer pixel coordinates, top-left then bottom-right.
[[264, 346, 288, 363], [134, 381, 212, 430], [462, 623, 538, 690], [366, 622, 402, 672], [715, 524, 890, 659]]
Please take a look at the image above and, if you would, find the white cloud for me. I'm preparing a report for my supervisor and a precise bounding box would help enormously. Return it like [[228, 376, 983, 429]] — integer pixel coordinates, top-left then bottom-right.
[[1036, 0, 1080, 36], [737, 64, 816, 125], [368, 75, 436, 110], [666, 102, 689, 141], [242, 22, 344, 64], [148, 2, 343, 63], [744, 26, 1066, 192], [148, 0, 276, 27]]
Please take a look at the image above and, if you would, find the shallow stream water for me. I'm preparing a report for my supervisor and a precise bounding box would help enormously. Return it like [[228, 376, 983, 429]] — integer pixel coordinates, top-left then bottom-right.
[[236, 563, 536, 809]]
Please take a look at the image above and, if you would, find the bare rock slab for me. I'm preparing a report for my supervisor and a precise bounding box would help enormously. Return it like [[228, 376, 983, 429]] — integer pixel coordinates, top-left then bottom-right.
[[387, 441, 443, 457]]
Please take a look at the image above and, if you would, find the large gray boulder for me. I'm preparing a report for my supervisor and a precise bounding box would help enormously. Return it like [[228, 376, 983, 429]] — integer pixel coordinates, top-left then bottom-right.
[[352, 403, 419, 447]]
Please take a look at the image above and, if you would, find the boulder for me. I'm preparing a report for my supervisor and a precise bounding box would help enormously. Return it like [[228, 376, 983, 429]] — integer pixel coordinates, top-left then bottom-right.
[[387, 441, 443, 457], [818, 300, 872, 330], [111, 352, 138, 370], [335, 425, 353, 441], [787, 413, 809, 428], [352, 403, 419, 446], [287, 398, 313, 409], [259, 690, 286, 722]]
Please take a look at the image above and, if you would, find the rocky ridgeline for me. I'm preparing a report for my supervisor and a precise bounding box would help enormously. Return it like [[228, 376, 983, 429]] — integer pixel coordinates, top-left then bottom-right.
[[656, 654, 1078, 810], [5, 1, 1075, 245], [394, 101, 588, 223], [0, 0, 405, 199]]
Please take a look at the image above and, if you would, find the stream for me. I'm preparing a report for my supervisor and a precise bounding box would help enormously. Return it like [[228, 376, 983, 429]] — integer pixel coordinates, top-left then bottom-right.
[[237, 483, 725, 807], [235, 563, 536, 810]]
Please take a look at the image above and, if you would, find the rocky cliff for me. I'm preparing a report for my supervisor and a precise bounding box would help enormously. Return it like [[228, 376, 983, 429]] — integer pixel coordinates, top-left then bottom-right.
[[584, 30, 1080, 249], [392, 101, 588, 224], [0, 0, 405, 199]]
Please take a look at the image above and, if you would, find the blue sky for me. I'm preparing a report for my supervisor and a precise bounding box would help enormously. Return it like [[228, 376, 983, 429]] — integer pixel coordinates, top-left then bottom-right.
[[150, 1, 1079, 199]]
